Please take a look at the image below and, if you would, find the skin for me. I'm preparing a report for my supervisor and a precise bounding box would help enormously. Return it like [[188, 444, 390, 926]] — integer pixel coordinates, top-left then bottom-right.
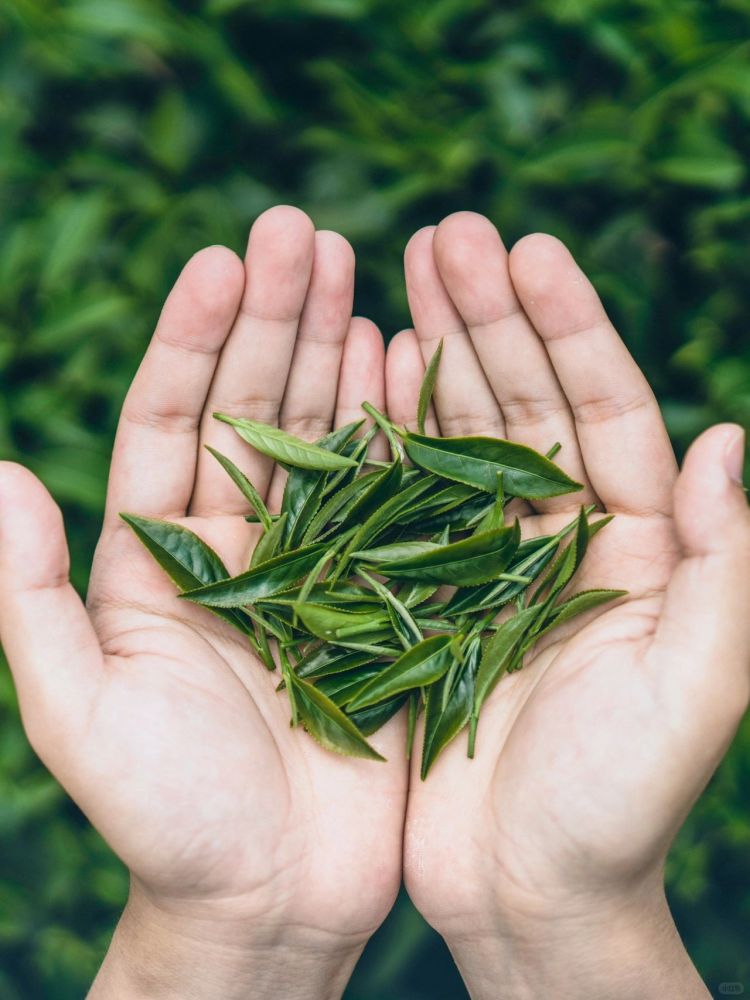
[[386, 213, 750, 999], [0, 206, 408, 1000], [1, 206, 748, 998]]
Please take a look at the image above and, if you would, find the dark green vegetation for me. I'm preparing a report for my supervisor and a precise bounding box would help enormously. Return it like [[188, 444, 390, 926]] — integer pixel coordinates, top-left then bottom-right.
[[124, 397, 623, 777], [1, 1, 750, 996]]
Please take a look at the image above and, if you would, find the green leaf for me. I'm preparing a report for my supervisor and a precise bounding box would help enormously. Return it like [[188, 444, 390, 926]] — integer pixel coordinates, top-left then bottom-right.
[[316, 663, 387, 706], [361, 400, 404, 461], [295, 647, 379, 680], [303, 469, 382, 542], [444, 535, 557, 615], [335, 473, 439, 573], [348, 694, 408, 737], [400, 580, 439, 609], [204, 446, 272, 530], [282, 421, 364, 547], [417, 338, 443, 435], [358, 568, 423, 649], [347, 635, 454, 711], [286, 671, 385, 761], [522, 588, 627, 652], [282, 470, 326, 548], [533, 506, 589, 605], [403, 432, 583, 499], [352, 540, 439, 562], [470, 605, 542, 752], [258, 582, 379, 607], [472, 471, 505, 534], [180, 542, 330, 607], [251, 512, 289, 567], [295, 602, 390, 642], [119, 512, 255, 638], [320, 425, 374, 498], [421, 652, 475, 779], [376, 521, 521, 586], [395, 482, 478, 526], [338, 459, 404, 529], [214, 413, 357, 470], [120, 512, 228, 589]]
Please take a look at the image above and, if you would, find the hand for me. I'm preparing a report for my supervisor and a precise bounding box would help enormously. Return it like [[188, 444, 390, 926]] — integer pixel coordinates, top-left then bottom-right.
[[387, 213, 749, 999], [0, 206, 407, 1000]]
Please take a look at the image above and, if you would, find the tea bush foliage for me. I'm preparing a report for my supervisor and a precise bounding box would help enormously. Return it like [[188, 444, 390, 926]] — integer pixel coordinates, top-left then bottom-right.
[[1, 1, 750, 996]]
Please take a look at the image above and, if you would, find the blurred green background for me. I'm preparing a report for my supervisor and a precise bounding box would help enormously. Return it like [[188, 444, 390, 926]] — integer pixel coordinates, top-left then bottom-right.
[[2, 0, 750, 996]]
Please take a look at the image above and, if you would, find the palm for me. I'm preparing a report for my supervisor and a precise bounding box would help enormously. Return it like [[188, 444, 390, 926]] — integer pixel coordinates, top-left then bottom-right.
[[14, 207, 406, 942], [82, 514, 405, 936], [387, 214, 745, 932]]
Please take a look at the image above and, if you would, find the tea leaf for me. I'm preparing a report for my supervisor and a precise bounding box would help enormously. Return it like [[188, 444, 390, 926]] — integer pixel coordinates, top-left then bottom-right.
[[358, 568, 423, 649], [180, 542, 330, 607], [417, 338, 443, 435], [444, 535, 557, 615], [532, 506, 589, 605], [295, 647, 379, 681], [282, 421, 364, 547], [215, 413, 357, 470], [376, 521, 521, 586], [347, 635, 454, 711], [352, 540, 440, 563], [469, 605, 542, 753], [295, 602, 390, 642], [472, 471, 505, 534], [403, 432, 583, 499], [119, 512, 256, 639], [120, 512, 228, 589], [251, 512, 288, 567], [348, 694, 408, 737], [303, 469, 382, 542], [287, 671, 385, 760], [421, 652, 475, 779], [316, 663, 387, 706], [361, 401, 404, 461], [521, 588, 627, 653], [204, 446, 272, 530], [400, 580, 440, 609], [338, 459, 404, 529]]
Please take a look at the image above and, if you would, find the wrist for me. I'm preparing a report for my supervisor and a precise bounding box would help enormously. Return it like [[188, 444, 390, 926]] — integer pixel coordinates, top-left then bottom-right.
[[441, 881, 709, 1000], [89, 883, 366, 1000]]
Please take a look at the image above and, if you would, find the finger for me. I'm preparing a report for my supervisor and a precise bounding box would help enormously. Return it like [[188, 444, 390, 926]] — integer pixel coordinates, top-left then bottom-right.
[[405, 226, 505, 438], [265, 230, 355, 511], [651, 425, 750, 762], [385, 328, 439, 435], [336, 317, 388, 461], [432, 213, 596, 512], [105, 246, 245, 523], [191, 206, 316, 515], [509, 234, 677, 517], [0, 464, 104, 762]]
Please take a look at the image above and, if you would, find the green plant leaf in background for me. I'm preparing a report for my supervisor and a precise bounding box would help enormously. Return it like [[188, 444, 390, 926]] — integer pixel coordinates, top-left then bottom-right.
[[4, 2, 750, 995]]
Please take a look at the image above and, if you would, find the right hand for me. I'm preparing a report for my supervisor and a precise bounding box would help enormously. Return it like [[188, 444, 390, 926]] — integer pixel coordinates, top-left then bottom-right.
[[0, 206, 407, 1000]]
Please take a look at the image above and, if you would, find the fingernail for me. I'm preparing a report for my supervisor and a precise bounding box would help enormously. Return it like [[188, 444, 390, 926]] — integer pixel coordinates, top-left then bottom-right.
[[724, 426, 746, 485]]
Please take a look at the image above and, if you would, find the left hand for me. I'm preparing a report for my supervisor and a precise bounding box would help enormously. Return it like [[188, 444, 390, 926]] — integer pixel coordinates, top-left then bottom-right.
[[387, 212, 749, 999]]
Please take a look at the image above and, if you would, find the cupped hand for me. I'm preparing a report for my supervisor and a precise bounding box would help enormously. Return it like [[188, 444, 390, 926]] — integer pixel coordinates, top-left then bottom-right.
[[386, 213, 749, 998], [0, 206, 406, 1000]]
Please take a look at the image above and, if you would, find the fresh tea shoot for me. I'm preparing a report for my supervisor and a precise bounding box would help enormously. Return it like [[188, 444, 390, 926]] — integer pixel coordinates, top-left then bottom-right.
[[122, 341, 625, 777]]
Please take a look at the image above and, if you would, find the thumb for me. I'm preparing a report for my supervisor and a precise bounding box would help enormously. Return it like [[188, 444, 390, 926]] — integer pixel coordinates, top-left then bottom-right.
[[0, 462, 103, 761], [653, 423, 750, 730]]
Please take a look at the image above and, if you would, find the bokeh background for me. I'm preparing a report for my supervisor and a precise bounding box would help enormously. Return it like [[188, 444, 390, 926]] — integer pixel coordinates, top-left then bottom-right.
[[2, 1, 750, 996]]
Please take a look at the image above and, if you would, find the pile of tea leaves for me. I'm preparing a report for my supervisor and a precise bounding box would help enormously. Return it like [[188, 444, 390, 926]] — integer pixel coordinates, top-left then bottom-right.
[[122, 344, 625, 777]]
